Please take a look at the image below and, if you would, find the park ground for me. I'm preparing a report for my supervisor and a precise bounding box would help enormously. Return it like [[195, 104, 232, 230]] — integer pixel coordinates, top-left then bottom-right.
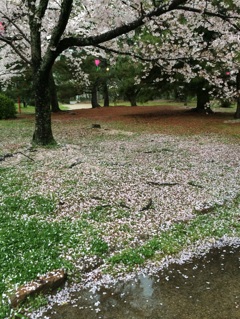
[[0, 102, 240, 318], [55, 102, 240, 136]]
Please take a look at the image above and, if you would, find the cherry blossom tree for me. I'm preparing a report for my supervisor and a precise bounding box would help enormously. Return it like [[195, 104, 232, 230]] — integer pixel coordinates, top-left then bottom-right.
[[0, 0, 190, 145]]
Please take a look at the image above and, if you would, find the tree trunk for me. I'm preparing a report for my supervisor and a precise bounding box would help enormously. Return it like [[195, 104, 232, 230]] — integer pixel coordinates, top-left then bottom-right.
[[32, 73, 56, 145], [125, 87, 139, 106], [129, 96, 137, 106], [125, 91, 137, 106], [49, 71, 61, 112], [91, 79, 101, 108], [197, 88, 209, 111], [194, 82, 213, 114], [235, 100, 240, 119], [103, 81, 109, 107], [234, 71, 240, 119], [220, 99, 231, 108]]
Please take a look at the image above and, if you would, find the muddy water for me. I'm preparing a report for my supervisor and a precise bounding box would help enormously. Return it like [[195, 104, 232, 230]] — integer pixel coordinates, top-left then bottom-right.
[[46, 246, 240, 319]]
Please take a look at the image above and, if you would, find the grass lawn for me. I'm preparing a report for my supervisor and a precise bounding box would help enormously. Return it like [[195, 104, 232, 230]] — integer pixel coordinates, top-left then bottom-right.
[[0, 101, 240, 318]]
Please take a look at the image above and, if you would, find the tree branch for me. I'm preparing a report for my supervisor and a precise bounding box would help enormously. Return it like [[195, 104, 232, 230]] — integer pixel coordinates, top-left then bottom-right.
[[37, 0, 50, 20], [120, 0, 139, 13], [56, 0, 188, 55], [41, 0, 73, 72], [0, 36, 30, 64], [177, 5, 240, 21], [96, 44, 158, 62], [168, 0, 190, 10], [1, 13, 30, 44], [8, 42, 31, 65], [95, 44, 194, 65], [49, 0, 73, 48], [177, 5, 240, 32]]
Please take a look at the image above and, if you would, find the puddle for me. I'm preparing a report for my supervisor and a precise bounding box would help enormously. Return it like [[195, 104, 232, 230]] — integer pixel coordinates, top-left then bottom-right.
[[44, 245, 240, 319]]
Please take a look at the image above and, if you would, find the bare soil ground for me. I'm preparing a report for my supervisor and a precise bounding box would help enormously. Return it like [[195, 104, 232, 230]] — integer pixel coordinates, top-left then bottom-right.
[[48, 104, 240, 137]]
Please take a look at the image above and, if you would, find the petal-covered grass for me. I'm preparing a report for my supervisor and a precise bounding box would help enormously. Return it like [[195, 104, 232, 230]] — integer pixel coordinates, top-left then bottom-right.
[[0, 104, 239, 318]]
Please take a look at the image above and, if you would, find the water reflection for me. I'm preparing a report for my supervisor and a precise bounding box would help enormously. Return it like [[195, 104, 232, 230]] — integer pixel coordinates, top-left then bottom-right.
[[46, 246, 240, 319]]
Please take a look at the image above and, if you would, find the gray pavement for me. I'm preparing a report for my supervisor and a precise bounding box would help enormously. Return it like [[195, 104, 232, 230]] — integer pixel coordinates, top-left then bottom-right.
[[63, 103, 92, 110]]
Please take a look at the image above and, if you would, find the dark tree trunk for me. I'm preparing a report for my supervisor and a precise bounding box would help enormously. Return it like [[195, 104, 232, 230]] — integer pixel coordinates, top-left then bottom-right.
[[125, 91, 137, 106], [192, 81, 213, 114], [125, 87, 140, 106], [91, 79, 101, 108], [235, 100, 240, 119], [103, 81, 109, 107], [129, 95, 137, 106], [220, 99, 231, 108], [197, 88, 210, 111], [49, 71, 61, 112], [234, 71, 240, 119], [32, 73, 56, 145]]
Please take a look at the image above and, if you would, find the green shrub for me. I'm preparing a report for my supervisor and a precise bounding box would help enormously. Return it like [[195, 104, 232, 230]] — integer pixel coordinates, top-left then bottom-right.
[[0, 93, 16, 119]]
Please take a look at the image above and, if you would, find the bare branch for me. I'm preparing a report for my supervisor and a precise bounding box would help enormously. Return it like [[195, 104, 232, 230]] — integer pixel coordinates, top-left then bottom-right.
[[9, 43, 31, 65], [95, 44, 197, 68], [120, 0, 139, 13], [0, 36, 31, 64], [0, 10, 30, 44], [177, 5, 240, 21], [177, 5, 240, 33], [96, 44, 158, 62]]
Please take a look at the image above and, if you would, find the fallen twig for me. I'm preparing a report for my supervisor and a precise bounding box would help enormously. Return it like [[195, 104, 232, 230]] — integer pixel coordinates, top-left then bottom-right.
[[0, 151, 34, 162], [147, 181, 179, 186], [16, 151, 34, 161], [69, 159, 83, 168], [0, 153, 13, 161]]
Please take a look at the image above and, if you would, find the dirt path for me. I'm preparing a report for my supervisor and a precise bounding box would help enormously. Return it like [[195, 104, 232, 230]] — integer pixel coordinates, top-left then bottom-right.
[[63, 103, 92, 110]]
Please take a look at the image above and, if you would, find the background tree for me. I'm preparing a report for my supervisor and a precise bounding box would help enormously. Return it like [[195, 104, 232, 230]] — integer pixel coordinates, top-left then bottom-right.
[[109, 56, 144, 106], [53, 56, 85, 104]]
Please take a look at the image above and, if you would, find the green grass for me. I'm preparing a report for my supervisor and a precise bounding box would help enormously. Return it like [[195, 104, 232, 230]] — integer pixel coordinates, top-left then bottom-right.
[[0, 207, 100, 317], [101, 98, 237, 109], [15, 104, 69, 115], [0, 167, 117, 318], [108, 201, 240, 268], [15, 104, 35, 115], [82, 205, 130, 222], [96, 99, 194, 107], [0, 215, 72, 318]]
